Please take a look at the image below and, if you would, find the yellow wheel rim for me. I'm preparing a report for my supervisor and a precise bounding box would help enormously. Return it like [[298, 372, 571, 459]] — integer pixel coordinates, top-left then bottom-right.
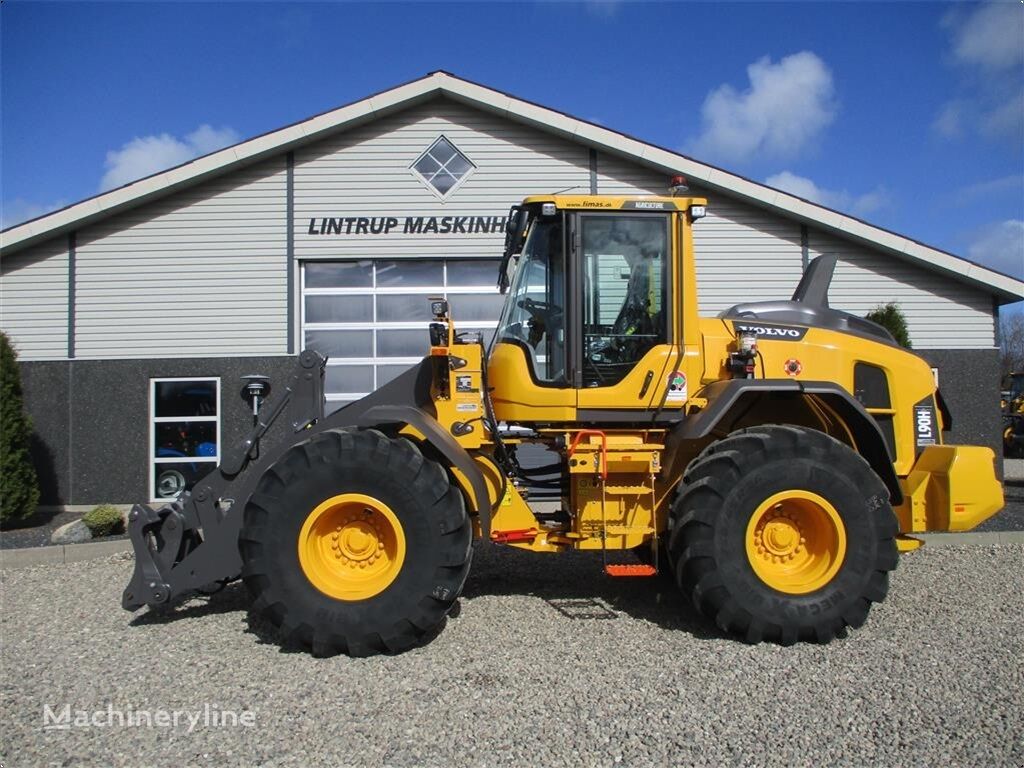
[[297, 493, 406, 601], [744, 490, 846, 595]]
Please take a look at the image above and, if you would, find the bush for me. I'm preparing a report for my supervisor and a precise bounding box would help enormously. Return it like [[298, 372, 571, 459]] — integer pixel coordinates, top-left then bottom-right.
[[1, 332, 40, 526], [82, 504, 124, 537], [866, 302, 913, 349]]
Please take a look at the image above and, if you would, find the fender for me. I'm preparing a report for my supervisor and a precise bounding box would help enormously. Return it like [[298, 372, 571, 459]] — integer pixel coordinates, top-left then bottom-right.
[[676, 378, 903, 504], [355, 404, 492, 538], [325, 359, 492, 537]]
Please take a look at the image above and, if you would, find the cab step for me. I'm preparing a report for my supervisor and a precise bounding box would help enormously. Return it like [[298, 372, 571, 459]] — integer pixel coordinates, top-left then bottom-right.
[[604, 564, 658, 577]]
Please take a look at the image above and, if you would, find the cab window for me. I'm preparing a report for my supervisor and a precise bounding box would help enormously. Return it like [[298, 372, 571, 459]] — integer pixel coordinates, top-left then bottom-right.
[[495, 218, 566, 384], [580, 215, 669, 387]]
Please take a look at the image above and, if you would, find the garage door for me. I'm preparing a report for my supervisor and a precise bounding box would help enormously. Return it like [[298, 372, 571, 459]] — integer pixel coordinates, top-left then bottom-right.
[[302, 259, 503, 412]]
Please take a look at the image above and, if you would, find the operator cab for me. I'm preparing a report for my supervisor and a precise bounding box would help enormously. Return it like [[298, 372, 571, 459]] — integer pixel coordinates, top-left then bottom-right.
[[488, 193, 706, 423]]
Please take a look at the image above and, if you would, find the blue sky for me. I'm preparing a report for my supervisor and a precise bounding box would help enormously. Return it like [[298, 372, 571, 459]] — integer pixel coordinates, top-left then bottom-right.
[[2, 1, 1022, 301]]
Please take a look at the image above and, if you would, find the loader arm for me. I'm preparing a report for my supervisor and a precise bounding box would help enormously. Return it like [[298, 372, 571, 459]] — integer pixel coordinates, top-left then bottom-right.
[[123, 350, 328, 609], [123, 351, 491, 612]]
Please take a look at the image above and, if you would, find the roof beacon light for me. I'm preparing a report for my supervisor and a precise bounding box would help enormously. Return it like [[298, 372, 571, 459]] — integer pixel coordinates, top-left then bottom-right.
[[669, 175, 689, 196]]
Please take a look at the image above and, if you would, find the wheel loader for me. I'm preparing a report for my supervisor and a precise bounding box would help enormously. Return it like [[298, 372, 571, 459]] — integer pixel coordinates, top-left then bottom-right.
[[1002, 372, 1024, 458], [123, 187, 1004, 655]]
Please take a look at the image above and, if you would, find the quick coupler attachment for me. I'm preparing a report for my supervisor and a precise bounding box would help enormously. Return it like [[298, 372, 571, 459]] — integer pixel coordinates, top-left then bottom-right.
[[121, 500, 188, 611]]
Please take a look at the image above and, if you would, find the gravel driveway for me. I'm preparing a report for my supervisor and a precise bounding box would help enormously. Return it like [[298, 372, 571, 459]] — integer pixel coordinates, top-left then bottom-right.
[[2, 544, 1022, 767]]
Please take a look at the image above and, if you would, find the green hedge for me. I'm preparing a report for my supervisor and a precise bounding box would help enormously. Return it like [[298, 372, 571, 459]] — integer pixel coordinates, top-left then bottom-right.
[[1, 332, 40, 526]]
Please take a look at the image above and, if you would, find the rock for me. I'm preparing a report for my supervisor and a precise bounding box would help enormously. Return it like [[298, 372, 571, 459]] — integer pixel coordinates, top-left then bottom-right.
[[50, 518, 92, 545]]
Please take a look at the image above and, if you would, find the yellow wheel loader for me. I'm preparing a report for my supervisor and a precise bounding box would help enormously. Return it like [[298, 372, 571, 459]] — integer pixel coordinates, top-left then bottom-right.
[[123, 190, 1004, 656], [1003, 372, 1024, 458]]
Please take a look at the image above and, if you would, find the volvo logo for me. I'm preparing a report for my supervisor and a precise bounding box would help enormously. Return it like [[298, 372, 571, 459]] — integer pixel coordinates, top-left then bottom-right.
[[732, 322, 807, 340]]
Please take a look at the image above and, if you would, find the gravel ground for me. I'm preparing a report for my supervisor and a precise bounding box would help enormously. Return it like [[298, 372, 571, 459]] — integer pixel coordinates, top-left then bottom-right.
[[2, 544, 1022, 767]]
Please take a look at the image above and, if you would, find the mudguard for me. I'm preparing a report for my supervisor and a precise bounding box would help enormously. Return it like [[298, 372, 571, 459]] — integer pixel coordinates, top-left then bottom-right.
[[331, 360, 492, 535], [673, 378, 903, 504]]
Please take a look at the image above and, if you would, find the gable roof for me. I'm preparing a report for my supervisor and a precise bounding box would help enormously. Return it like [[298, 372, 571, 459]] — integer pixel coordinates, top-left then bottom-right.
[[2, 71, 1021, 302]]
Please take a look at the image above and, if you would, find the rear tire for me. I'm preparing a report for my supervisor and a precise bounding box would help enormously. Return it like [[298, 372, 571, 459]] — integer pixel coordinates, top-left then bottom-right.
[[667, 425, 898, 644], [240, 429, 472, 657]]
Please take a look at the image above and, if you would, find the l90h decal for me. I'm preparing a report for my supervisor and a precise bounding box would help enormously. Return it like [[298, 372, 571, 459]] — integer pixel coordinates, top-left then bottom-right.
[[914, 396, 938, 451]]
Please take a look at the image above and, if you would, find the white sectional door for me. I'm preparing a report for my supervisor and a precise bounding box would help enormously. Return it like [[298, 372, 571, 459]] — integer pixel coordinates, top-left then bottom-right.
[[301, 258, 503, 411]]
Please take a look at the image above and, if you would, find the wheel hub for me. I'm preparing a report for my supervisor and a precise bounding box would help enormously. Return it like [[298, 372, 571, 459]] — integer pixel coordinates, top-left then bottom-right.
[[745, 490, 847, 594], [298, 493, 406, 601], [333, 519, 385, 567]]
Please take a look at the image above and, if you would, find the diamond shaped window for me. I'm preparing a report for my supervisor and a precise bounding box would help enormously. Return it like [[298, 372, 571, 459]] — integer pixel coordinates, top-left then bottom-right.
[[412, 136, 475, 197]]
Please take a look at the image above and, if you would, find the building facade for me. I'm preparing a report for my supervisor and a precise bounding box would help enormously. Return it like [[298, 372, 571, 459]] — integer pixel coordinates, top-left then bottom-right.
[[2, 72, 1021, 505]]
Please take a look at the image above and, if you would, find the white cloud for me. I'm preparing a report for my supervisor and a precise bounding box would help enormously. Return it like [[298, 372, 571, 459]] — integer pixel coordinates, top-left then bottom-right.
[[936, 3, 1024, 143], [765, 171, 891, 217], [1, 197, 68, 229], [967, 220, 1024, 279], [688, 52, 837, 163], [99, 125, 240, 191], [980, 90, 1024, 140], [585, 1, 621, 19], [932, 101, 964, 139], [961, 174, 1024, 202], [945, 2, 1024, 72]]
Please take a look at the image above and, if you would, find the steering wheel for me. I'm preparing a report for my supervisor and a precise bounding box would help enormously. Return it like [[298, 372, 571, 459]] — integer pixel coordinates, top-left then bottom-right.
[[517, 297, 563, 348], [518, 297, 561, 321]]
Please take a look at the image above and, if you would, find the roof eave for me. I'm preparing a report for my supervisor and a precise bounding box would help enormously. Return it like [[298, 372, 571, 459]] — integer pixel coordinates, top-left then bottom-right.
[[3, 71, 1021, 304]]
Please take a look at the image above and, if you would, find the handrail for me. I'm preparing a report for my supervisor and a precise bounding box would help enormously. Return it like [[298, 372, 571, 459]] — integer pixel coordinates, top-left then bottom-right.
[[567, 429, 608, 480]]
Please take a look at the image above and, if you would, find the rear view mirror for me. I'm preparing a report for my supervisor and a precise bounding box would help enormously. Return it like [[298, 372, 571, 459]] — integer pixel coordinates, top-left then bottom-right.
[[499, 205, 530, 293], [504, 206, 529, 257]]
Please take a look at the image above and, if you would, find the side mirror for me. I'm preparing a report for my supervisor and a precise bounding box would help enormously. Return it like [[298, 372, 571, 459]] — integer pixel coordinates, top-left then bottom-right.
[[503, 206, 528, 257], [499, 205, 530, 294]]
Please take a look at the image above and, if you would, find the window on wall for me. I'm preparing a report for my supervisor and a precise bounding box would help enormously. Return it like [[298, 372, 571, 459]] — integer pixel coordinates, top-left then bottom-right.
[[302, 259, 503, 413], [411, 136, 476, 197], [150, 378, 220, 501]]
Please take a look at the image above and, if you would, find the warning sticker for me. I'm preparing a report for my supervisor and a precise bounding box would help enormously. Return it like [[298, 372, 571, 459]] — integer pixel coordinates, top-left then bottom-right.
[[784, 359, 803, 377], [455, 402, 479, 412], [666, 371, 687, 402]]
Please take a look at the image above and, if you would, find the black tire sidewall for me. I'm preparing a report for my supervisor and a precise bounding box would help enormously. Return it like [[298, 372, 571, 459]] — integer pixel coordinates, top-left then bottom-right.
[[248, 436, 467, 643], [713, 456, 882, 626]]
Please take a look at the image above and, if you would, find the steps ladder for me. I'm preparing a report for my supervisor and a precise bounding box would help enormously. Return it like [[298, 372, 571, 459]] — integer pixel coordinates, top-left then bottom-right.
[[567, 430, 659, 578]]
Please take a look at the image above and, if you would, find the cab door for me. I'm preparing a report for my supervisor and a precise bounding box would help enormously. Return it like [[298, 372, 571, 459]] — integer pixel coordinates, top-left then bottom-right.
[[573, 212, 681, 416]]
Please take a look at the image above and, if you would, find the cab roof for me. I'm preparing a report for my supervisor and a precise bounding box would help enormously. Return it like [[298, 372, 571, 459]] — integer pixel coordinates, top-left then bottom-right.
[[522, 194, 707, 211]]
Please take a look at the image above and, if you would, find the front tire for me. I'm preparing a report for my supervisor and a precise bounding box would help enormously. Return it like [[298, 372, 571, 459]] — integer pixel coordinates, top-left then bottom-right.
[[668, 425, 898, 644], [240, 429, 472, 657]]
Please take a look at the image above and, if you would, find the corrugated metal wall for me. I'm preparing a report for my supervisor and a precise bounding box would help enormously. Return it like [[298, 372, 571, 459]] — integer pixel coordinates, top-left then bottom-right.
[[809, 229, 995, 348], [691, 191, 805, 314], [73, 159, 288, 358], [590, 162, 806, 315], [586, 159, 994, 347], [0, 96, 999, 358], [0, 239, 69, 360], [294, 101, 591, 260]]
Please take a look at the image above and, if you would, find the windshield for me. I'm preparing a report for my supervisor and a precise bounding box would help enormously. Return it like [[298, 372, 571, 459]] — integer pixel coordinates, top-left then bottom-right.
[[495, 218, 566, 384]]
